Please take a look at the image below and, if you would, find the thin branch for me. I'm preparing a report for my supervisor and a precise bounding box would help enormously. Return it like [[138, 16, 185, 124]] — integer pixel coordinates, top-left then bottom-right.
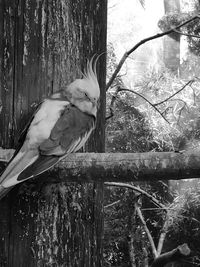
[[154, 80, 195, 107], [104, 182, 170, 257], [157, 214, 172, 256], [106, 79, 195, 122], [118, 87, 169, 123], [106, 15, 200, 91], [141, 207, 180, 211], [104, 182, 166, 210], [104, 200, 121, 209], [106, 86, 120, 120], [167, 98, 189, 108], [173, 29, 200, 38], [135, 204, 158, 258]]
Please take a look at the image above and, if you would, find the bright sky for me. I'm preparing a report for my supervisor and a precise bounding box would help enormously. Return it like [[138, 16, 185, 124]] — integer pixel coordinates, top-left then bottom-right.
[[108, 0, 165, 84], [108, 0, 164, 55]]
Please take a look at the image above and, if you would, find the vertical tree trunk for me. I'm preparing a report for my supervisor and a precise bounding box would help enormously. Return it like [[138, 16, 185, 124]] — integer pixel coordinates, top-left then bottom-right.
[[163, 0, 180, 75], [0, 0, 107, 266], [128, 234, 137, 267]]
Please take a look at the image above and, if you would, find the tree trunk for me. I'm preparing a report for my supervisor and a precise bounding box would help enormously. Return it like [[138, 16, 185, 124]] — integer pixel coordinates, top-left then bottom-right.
[[143, 247, 149, 267], [0, 0, 107, 266], [163, 0, 180, 75], [128, 234, 137, 267]]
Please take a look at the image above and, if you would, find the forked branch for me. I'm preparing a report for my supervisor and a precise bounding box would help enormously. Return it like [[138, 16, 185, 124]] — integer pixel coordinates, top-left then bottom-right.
[[106, 79, 196, 122]]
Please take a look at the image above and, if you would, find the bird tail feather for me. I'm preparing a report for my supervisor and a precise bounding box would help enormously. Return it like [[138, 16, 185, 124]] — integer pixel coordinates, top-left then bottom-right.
[[17, 155, 60, 182], [0, 185, 13, 201], [0, 149, 38, 188]]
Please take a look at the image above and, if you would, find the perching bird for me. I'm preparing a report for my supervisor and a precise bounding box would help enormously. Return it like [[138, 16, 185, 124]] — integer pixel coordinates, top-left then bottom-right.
[[0, 58, 100, 199]]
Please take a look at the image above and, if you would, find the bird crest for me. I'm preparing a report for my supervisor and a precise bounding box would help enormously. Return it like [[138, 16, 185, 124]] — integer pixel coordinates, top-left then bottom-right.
[[82, 56, 100, 99]]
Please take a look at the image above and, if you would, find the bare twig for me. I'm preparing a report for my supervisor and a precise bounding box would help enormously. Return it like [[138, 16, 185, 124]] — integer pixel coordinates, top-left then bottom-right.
[[167, 98, 189, 108], [104, 200, 121, 209], [106, 78, 195, 122], [104, 182, 166, 210], [106, 87, 169, 123], [136, 204, 158, 258], [106, 15, 200, 91], [157, 214, 172, 256], [106, 86, 121, 120], [104, 182, 169, 257], [118, 88, 170, 123], [154, 80, 195, 107], [173, 29, 200, 38]]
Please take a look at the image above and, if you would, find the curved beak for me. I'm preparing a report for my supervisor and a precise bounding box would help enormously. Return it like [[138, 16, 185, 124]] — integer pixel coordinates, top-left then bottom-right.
[[91, 97, 98, 107]]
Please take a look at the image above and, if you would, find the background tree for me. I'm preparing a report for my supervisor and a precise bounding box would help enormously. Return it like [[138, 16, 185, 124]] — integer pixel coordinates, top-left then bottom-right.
[[163, 0, 181, 74]]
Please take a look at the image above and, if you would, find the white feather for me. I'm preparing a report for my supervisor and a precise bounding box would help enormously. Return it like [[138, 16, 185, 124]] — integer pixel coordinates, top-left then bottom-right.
[[27, 99, 69, 147], [2, 155, 38, 188], [0, 99, 69, 188]]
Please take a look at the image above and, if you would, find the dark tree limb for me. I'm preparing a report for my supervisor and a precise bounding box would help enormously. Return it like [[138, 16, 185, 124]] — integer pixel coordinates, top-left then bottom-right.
[[151, 243, 191, 267], [118, 88, 169, 123], [106, 86, 121, 120], [107, 78, 195, 122], [173, 29, 200, 38], [153, 80, 195, 107], [2, 149, 200, 182]]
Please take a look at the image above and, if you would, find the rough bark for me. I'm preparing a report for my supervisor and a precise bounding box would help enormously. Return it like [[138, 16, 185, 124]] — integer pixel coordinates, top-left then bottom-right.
[[128, 234, 137, 267], [1, 150, 200, 183]]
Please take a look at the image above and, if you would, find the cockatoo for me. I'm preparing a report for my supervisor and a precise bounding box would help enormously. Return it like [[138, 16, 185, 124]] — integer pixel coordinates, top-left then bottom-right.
[[0, 58, 100, 199]]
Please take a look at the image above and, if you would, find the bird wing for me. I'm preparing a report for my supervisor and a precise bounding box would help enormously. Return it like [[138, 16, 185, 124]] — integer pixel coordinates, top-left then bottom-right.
[[7, 102, 42, 161], [1, 104, 95, 188], [0, 98, 69, 187], [0, 102, 43, 196]]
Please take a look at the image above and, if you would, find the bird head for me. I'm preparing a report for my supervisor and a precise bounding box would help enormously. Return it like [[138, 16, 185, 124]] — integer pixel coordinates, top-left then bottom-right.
[[65, 58, 100, 116]]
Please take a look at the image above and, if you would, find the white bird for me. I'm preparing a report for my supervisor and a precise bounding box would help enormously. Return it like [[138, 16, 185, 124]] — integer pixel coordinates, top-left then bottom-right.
[[0, 58, 100, 199]]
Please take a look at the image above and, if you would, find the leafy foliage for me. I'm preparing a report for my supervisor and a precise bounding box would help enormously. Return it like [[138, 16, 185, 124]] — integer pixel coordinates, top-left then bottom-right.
[[105, 5, 200, 265], [104, 186, 151, 266], [134, 70, 200, 152], [106, 91, 155, 153], [163, 182, 200, 266]]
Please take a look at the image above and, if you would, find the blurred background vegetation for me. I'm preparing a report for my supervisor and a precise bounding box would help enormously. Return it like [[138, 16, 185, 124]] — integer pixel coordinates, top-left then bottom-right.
[[104, 0, 200, 266]]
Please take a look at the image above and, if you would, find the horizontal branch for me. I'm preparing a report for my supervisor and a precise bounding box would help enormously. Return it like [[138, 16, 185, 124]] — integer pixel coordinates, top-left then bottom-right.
[[1, 149, 200, 182]]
